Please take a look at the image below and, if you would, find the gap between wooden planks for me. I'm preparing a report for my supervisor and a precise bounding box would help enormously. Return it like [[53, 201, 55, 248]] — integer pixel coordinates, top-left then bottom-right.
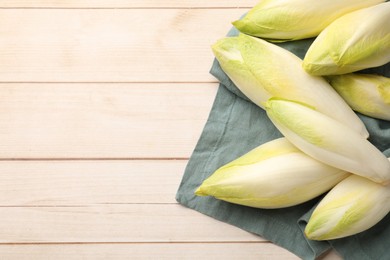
[[0, 9, 247, 82], [0, 0, 256, 8]]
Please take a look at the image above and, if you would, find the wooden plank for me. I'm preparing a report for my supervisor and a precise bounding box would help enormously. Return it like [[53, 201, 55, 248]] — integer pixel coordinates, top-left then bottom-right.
[[0, 9, 246, 83], [0, 83, 217, 158], [0, 0, 256, 8], [0, 243, 301, 260], [0, 205, 264, 243], [0, 160, 185, 205]]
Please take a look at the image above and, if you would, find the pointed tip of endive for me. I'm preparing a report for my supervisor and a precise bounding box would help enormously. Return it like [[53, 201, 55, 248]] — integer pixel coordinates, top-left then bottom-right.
[[194, 187, 207, 196], [210, 34, 272, 110], [231, 19, 243, 30], [302, 61, 334, 76], [231, 18, 261, 39]]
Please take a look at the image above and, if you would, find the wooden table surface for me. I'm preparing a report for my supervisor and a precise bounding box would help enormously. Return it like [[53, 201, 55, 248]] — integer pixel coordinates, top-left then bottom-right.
[[0, 1, 342, 259]]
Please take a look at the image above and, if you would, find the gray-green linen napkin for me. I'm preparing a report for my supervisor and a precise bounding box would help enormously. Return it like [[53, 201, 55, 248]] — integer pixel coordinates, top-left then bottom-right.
[[176, 26, 390, 260]]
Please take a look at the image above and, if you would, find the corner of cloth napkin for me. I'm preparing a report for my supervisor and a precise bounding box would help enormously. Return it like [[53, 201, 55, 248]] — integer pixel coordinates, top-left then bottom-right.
[[176, 13, 390, 260]]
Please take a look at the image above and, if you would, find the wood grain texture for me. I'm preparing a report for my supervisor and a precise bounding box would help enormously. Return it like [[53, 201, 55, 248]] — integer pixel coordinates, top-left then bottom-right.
[[0, 243, 300, 260], [0, 83, 217, 158], [0, 9, 246, 82], [0, 205, 264, 243], [0, 160, 185, 205], [0, 0, 256, 8]]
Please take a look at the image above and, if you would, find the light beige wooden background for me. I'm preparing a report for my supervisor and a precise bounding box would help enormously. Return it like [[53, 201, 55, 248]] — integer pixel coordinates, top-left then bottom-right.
[[0, 1, 342, 259]]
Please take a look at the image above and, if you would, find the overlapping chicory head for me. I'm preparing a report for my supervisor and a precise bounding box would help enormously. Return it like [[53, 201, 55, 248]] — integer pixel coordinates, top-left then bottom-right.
[[195, 138, 349, 209], [328, 73, 390, 120], [265, 98, 390, 184], [232, 0, 385, 41], [303, 2, 390, 75], [212, 33, 369, 138], [305, 172, 390, 240]]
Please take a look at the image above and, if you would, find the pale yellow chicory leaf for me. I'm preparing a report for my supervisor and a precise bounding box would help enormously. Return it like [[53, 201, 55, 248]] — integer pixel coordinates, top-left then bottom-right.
[[303, 2, 390, 75], [265, 98, 390, 184], [195, 138, 349, 209], [233, 0, 385, 41], [328, 73, 390, 120], [212, 33, 369, 138], [305, 171, 390, 240]]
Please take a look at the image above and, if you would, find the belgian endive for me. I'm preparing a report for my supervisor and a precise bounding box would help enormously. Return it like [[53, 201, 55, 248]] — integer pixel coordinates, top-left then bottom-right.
[[305, 172, 390, 240], [328, 73, 390, 121], [303, 2, 390, 75], [232, 0, 384, 41], [195, 138, 349, 209], [265, 98, 390, 184], [212, 33, 369, 138]]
